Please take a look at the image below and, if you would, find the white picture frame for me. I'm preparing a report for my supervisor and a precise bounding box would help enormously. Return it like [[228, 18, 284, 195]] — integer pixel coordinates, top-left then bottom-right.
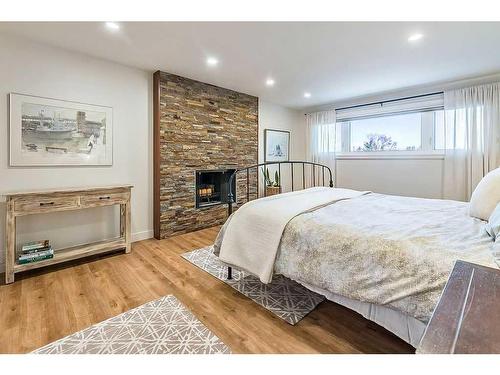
[[9, 93, 113, 166]]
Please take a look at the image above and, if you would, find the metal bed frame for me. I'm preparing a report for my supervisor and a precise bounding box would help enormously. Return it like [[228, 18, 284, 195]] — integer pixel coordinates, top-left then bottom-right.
[[225, 160, 334, 279]]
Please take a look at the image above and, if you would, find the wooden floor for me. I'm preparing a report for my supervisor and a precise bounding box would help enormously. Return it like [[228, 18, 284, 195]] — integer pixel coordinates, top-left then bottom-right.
[[0, 226, 414, 354]]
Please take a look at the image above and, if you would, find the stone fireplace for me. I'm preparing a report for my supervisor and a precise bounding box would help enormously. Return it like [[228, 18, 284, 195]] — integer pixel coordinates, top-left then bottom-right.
[[153, 71, 258, 239]]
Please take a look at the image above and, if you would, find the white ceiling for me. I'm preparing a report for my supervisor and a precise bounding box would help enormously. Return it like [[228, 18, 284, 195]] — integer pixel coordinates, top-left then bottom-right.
[[1, 22, 500, 109]]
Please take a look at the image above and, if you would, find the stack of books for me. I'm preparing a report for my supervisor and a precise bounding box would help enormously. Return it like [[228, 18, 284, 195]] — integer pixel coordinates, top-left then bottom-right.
[[18, 240, 54, 264]]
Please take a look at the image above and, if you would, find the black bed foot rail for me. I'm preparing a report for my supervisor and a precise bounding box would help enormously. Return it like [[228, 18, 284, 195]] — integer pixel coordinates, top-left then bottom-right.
[[227, 266, 232, 280]]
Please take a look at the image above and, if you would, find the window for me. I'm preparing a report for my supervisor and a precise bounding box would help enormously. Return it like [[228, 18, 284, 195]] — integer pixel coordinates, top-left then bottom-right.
[[335, 93, 445, 157]]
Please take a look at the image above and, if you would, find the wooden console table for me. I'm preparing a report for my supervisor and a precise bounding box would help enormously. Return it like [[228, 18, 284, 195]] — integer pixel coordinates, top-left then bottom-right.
[[4, 185, 132, 284], [417, 260, 500, 353]]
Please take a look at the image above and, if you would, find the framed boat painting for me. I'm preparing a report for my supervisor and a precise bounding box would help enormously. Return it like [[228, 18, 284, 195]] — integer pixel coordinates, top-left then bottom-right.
[[9, 93, 113, 166], [264, 129, 290, 162]]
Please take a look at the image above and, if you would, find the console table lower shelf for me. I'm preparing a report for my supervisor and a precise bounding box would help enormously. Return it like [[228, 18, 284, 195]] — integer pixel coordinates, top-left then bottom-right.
[[4, 185, 132, 284], [12, 238, 127, 274]]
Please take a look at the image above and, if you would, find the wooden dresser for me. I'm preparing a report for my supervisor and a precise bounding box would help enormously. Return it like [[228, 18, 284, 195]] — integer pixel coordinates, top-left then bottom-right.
[[417, 260, 500, 354], [3, 185, 132, 284]]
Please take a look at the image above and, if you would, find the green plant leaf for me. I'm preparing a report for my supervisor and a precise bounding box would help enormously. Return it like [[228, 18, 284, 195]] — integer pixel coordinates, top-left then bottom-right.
[[262, 167, 273, 186]]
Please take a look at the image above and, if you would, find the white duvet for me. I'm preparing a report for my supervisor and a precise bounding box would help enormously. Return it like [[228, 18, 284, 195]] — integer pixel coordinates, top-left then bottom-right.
[[215, 188, 498, 322], [218, 187, 368, 283]]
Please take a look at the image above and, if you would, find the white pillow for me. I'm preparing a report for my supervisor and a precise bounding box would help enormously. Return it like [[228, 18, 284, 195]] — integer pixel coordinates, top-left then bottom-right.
[[491, 241, 500, 267], [469, 167, 500, 221], [485, 203, 500, 239]]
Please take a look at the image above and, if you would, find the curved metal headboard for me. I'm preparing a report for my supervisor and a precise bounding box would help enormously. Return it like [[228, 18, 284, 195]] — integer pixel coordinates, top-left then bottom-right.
[[227, 160, 334, 215]]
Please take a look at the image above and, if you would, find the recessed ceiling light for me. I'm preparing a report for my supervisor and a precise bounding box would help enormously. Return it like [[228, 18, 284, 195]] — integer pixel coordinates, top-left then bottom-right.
[[304, 92, 311, 98], [206, 57, 218, 66], [265, 78, 275, 87], [408, 33, 423, 42], [105, 22, 120, 31]]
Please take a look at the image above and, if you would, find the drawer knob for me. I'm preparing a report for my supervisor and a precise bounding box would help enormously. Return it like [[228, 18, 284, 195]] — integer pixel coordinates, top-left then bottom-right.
[[40, 202, 55, 206], [99, 196, 111, 200]]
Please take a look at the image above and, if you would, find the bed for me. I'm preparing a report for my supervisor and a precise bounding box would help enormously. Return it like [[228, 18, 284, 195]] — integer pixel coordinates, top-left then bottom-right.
[[213, 161, 498, 348]]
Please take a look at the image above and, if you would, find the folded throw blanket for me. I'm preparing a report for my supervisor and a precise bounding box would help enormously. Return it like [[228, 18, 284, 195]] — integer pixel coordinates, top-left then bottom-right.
[[218, 187, 369, 283]]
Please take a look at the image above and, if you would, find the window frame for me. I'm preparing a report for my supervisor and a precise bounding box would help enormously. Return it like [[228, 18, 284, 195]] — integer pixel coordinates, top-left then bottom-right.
[[335, 109, 445, 160]]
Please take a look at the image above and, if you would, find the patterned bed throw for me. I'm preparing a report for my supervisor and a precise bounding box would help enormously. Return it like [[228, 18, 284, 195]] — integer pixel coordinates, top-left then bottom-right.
[[274, 193, 498, 322]]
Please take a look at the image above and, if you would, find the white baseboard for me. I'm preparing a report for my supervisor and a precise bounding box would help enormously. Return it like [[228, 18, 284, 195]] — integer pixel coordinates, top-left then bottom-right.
[[132, 230, 154, 243], [0, 229, 154, 275]]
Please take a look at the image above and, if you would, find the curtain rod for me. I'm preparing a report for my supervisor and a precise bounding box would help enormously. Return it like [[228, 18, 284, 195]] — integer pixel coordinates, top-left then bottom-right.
[[304, 91, 444, 115]]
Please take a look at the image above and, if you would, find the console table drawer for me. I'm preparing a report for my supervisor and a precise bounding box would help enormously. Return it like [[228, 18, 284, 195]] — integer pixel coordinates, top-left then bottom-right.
[[14, 196, 79, 214], [80, 192, 129, 207]]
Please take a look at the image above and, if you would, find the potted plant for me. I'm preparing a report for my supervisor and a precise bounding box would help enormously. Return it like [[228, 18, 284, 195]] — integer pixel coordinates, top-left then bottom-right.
[[261, 167, 281, 196]]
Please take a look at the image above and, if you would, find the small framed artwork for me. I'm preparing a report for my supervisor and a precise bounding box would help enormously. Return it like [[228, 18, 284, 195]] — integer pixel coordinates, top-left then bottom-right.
[[264, 129, 290, 162], [9, 93, 113, 166]]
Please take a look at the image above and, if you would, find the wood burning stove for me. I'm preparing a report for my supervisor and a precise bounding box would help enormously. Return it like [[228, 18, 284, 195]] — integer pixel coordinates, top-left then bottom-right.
[[195, 169, 236, 208]]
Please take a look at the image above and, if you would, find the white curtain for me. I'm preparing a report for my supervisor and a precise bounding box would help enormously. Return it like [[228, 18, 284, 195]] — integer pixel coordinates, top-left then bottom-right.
[[443, 82, 500, 201], [306, 110, 336, 186]]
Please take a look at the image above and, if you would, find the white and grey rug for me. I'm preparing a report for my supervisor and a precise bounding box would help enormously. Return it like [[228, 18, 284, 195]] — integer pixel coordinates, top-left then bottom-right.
[[182, 246, 325, 325], [33, 295, 231, 354]]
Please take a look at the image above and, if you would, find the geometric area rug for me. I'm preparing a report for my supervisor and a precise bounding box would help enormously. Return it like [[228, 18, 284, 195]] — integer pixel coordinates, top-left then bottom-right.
[[32, 295, 231, 354], [182, 246, 325, 325]]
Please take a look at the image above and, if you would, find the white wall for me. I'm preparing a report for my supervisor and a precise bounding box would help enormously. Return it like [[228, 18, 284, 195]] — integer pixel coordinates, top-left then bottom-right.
[[305, 72, 500, 114], [258, 99, 305, 193], [258, 99, 305, 162], [0, 34, 152, 272], [336, 159, 443, 199]]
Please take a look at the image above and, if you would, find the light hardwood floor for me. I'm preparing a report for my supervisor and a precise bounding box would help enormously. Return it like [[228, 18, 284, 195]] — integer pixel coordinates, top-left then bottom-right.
[[0, 226, 414, 354]]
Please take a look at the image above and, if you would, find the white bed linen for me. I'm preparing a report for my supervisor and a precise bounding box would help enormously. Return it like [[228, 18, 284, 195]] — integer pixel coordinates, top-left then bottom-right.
[[215, 188, 498, 346], [219, 187, 368, 283], [273, 192, 497, 322], [300, 280, 426, 348]]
